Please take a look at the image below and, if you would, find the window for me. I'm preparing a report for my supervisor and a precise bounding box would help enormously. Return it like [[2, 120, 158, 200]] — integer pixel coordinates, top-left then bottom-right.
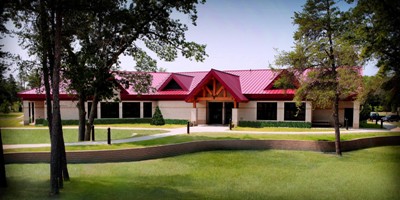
[[257, 102, 277, 120], [123, 102, 140, 118], [163, 79, 182, 90], [87, 102, 97, 119], [284, 102, 305, 121], [101, 102, 119, 118], [143, 102, 152, 118]]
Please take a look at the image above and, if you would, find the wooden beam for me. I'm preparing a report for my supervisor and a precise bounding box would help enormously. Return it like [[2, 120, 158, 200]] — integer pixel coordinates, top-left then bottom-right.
[[193, 101, 197, 108], [205, 86, 213, 96], [213, 78, 216, 96], [202, 87, 206, 97], [233, 101, 237, 108], [223, 89, 227, 97], [197, 97, 234, 101], [216, 85, 224, 96]]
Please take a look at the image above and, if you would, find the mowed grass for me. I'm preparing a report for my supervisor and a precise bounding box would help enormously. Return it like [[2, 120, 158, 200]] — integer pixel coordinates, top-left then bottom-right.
[[234, 126, 335, 132], [1, 146, 399, 200], [0, 112, 23, 127], [1, 128, 167, 144], [4, 131, 400, 153]]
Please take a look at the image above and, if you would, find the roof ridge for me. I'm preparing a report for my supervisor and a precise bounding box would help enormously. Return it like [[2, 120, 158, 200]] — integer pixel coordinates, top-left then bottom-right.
[[211, 68, 240, 77], [171, 72, 194, 78]]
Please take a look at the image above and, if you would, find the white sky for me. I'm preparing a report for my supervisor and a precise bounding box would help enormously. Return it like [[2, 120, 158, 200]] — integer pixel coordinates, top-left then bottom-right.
[[2, 0, 379, 76]]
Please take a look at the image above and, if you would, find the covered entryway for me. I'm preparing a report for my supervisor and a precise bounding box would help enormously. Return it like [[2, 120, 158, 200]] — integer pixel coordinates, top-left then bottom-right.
[[208, 102, 223, 124], [185, 69, 249, 126], [344, 108, 354, 127]]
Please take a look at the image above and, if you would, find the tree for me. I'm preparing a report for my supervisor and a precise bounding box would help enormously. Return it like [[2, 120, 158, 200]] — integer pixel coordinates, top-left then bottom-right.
[[62, 0, 207, 141], [275, 0, 362, 156], [348, 0, 400, 112], [151, 106, 165, 125], [5, 0, 76, 194]]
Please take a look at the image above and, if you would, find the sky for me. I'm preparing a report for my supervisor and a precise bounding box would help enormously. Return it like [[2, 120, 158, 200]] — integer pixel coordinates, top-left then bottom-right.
[[2, 0, 379, 76]]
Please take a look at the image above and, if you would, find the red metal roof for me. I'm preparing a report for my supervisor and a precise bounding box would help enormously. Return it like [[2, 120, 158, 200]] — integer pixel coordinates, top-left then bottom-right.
[[17, 69, 299, 101], [157, 73, 194, 91], [185, 69, 249, 102]]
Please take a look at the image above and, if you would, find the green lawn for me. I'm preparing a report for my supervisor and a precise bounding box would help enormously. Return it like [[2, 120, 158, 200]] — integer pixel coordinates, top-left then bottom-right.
[[1, 128, 167, 144], [234, 126, 335, 132], [1, 146, 399, 199], [0, 112, 23, 127]]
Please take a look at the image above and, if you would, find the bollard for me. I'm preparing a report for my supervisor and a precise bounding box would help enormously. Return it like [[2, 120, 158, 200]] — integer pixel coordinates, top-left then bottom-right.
[[381, 119, 383, 129], [229, 119, 232, 130], [0, 129, 7, 187], [345, 118, 348, 130], [376, 119, 378, 125], [91, 125, 95, 141], [187, 121, 190, 134], [107, 127, 111, 145]]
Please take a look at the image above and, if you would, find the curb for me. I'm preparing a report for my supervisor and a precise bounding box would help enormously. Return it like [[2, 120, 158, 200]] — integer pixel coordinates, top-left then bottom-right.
[[4, 136, 400, 164]]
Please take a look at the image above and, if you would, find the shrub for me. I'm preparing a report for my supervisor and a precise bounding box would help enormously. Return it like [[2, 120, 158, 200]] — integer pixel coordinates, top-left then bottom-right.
[[35, 118, 45, 125], [238, 121, 312, 128], [151, 106, 165, 125], [164, 119, 188, 124]]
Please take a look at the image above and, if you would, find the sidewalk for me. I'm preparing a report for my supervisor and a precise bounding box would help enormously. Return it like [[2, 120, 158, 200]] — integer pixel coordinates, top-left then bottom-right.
[[3, 123, 399, 150]]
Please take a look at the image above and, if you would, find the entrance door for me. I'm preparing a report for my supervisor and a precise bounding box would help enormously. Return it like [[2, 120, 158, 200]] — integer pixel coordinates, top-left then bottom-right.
[[224, 102, 234, 124], [208, 102, 223, 124], [344, 108, 353, 127]]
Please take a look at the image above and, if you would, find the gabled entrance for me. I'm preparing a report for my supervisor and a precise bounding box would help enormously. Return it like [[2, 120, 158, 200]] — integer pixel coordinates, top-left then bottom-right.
[[208, 102, 223, 124], [185, 69, 248, 125]]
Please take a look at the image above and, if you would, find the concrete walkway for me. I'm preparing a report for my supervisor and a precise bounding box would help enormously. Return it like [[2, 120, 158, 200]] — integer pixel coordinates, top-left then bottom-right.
[[3, 123, 399, 150]]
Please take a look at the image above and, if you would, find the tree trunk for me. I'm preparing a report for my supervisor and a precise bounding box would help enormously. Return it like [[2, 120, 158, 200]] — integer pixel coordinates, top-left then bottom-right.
[[85, 95, 98, 141], [50, 5, 63, 195], [333, 94, 342, 156], [77, 94, 86, 141]]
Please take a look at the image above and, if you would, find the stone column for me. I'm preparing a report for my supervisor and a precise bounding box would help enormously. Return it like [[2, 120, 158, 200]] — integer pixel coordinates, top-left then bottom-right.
[[277, 101, 285, 121], [353, 101, 360, 128], [97, 102, 101, 119], [190, 108, 198, 125], [23, 101, 30, 125], [140, 102, 144, 118], [119, 102, 123, 118], [232, 108, 239, 126], [306, 101, 312, 123]]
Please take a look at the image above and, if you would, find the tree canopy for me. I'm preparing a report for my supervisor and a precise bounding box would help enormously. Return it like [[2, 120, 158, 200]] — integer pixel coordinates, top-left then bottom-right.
[[3, 0, 207, 194], [347, 0, 400, 111], [275, 0, 363, 155]]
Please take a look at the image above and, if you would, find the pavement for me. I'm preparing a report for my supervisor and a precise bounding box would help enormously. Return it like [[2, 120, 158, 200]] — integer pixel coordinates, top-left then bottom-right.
[[2, 122, 400, 150]]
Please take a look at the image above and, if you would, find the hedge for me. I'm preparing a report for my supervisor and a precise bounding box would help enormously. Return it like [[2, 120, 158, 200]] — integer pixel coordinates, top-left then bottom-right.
[[36, 118, 188, 126], [238, 121, 312, 128]]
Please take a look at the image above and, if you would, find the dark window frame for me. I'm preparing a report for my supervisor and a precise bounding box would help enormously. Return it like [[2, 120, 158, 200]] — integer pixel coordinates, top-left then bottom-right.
[[122, 102, 140, 118], [257, 102, 277, 120], [143, 102, 153, 118], [284, 102, 305, 121], [101, 102, 119, 118]]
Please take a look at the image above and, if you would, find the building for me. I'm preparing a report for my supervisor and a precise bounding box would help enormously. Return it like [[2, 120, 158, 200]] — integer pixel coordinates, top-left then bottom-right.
[[18, 69, 360, 128]]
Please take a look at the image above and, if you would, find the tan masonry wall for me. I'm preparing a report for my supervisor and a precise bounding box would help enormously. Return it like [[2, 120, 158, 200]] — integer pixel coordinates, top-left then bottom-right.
[[157, 101, 193, 120]]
